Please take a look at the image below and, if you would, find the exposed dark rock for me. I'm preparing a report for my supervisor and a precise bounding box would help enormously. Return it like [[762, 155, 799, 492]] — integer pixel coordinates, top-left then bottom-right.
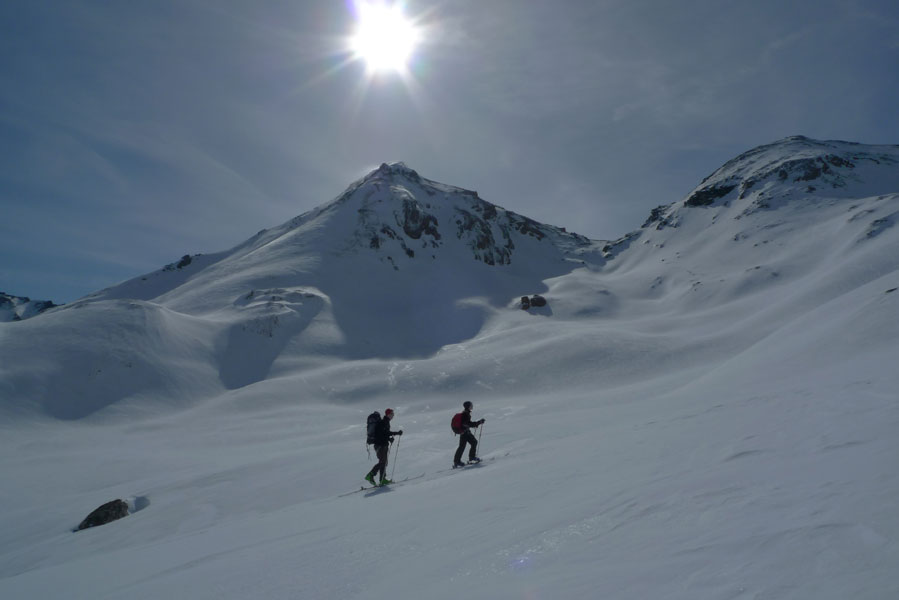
[[685, 184, 737, 207], [400, 199, 440, 240], [865, 215, 896, 239], [642, 206, 677, 230], [509, 215, 547, 240], [163, 254, 196, 271], [0, 291, 60, 321], [376, 162, 422, 183], [737, 179, 756, 199], [475, 201, 497, 220], [348, 162, 594, 268], [31, 300, 56, 312], [794, 158, 825, 181], [602, 231, 641, 258], [520, 295, 547, 309], [825, 154, 854, 168], [76, 499, 130, 531], [764, 155, 856, 186], [454, 209, 513, 266]]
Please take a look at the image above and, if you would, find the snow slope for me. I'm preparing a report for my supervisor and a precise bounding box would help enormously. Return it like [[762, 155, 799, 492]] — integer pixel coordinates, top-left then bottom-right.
[[1, 138, 897, 599]]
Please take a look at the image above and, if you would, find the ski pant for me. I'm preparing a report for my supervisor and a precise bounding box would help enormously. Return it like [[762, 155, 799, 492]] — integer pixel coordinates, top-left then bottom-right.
[[454, 430, 478, 464], [368, 444, 389, 479]]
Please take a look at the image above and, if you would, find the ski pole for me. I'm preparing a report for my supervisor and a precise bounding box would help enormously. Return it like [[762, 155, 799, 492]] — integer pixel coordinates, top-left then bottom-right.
[[477, 423, 484, 458], [390, 434, 401, 479]]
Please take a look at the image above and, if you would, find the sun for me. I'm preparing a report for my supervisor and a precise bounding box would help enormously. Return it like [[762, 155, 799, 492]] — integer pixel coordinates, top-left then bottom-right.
[[350, 2, 420, 74]]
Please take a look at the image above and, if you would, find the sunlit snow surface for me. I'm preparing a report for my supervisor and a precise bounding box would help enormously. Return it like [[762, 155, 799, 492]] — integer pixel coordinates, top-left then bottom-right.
[[1, 139, 898, 599]]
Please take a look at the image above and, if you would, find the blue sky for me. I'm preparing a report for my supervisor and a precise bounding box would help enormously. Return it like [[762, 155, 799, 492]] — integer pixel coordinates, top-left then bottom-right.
[[2, 0, 898, 303]]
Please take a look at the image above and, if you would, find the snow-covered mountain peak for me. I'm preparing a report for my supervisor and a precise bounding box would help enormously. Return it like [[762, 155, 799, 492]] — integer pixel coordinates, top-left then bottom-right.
[[681, 136, 899, 209], [293, 161, 600, 270], [0, 291, 59, 322], [637, 136, 899, 235], [81, 163, 604, 312], [61, 162, 607, 364], [361, 161, 424, 185]]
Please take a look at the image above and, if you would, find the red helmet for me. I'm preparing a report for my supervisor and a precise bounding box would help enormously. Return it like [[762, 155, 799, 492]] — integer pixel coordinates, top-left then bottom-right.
[[385, 408, 395, 417]]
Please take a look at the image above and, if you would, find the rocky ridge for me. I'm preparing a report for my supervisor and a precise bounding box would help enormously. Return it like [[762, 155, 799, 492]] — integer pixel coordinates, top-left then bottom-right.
[[0, 291, 59, 322], [640, 136, 899, 231], [338, 162, 598, 268]]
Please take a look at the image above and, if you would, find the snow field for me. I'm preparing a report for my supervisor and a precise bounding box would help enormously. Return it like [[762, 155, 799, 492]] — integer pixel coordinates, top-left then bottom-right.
[[1, 147, 898, 598]]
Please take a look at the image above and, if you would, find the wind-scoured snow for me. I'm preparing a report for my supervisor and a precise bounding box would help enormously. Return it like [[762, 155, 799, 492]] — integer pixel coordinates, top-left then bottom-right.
[[1, 139, 897, 599]]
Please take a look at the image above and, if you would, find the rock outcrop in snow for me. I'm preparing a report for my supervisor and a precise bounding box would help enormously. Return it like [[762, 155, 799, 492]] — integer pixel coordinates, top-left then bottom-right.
[[0, 291, 59, 322], [644, 136, 899, 228], [335, 162, 598, 267], [75, 499, 129, 531]]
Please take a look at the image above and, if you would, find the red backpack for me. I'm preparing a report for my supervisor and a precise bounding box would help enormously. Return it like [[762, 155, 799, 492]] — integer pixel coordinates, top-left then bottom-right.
[[451, 412, 464, 434]]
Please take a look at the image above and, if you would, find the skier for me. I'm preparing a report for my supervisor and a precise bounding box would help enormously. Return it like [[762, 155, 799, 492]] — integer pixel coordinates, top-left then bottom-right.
[[365, 408, 403, 486], [453, 401, 485, 468]]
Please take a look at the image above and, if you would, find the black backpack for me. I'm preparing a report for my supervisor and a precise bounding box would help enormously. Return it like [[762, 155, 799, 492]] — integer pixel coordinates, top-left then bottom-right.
[[366, 411, 381, 444]]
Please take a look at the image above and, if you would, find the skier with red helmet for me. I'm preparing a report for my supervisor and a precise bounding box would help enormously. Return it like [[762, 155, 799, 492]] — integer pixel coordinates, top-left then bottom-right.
[[365, 408, 403, 486]]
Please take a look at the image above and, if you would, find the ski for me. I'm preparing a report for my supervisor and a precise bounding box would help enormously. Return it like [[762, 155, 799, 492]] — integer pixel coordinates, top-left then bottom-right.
[[436, 452, 509, 475], [438, 458, 491, 474], [338, 473, 425, 497], [374, 473, 425, 489]]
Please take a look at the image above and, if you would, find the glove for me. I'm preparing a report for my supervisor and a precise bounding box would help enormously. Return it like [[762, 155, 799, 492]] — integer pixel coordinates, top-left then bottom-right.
[[397, 430, 404, 436], [479, 419, 485, 425]]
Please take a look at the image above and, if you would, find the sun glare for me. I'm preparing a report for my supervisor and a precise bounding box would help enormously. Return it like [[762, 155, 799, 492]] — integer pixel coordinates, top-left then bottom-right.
[[350, 2, 420, 73]]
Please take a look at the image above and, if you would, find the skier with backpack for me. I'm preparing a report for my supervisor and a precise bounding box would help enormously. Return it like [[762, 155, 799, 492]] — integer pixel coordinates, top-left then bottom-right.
[[451, 401, 485, 468], [365, 408, 403, 486]]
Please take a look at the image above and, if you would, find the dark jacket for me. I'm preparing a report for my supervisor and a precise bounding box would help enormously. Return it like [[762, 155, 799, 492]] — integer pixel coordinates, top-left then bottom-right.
[[371, 417, 400, 447], [459, 410, 483, 433]]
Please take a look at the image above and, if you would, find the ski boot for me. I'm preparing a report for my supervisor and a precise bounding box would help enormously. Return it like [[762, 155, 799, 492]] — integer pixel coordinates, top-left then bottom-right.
[[379, 478, 393, 486], [468, 457, 482, 464], [365, 473, 376, 486]]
